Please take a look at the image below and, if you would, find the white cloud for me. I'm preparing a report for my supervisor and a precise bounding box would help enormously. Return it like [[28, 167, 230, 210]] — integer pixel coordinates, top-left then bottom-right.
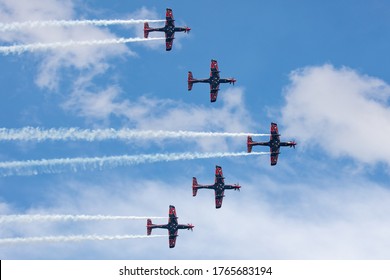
[[1, 173, 390, 259], [135, 88, 253, 132], [63, 86, 126, 122], [0, 0, 74, 26], [63, 86, 256, 151], [0, 0, 136, 97], [281, 64, 390, 165], [0, 1, 190, 126]]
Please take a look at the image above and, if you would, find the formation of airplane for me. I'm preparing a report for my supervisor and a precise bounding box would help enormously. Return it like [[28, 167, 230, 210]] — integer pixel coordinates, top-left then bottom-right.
[[188, 59, 236, 102], [143, 10, 236, 103], [247, 122, 297, 166], [142, 10, 297, 248], [147, 205, 194, 248], [143, 8, 191, 51], [193, 165, 241, 209]]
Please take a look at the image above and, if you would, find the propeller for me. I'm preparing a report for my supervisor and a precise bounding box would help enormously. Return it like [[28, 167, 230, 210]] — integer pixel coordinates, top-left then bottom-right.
[[291, 141, 297, 149]]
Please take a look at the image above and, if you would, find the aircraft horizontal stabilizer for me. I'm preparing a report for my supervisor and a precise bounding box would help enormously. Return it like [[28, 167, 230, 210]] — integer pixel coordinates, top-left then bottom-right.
[[143, 23, 150, 38], [247, 136, 253, 153], [188, 71, 194, 91], [146, 219, 153, 235], [192, 177, 198, 196]]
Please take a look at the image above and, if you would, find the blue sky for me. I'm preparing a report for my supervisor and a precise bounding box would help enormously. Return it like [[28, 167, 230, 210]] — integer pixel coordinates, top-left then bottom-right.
[[1, 0, 390, 259]]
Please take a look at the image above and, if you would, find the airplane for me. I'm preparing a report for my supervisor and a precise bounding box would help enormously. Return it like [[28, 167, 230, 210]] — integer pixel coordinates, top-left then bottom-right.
[[192, 165, 241, 209], [143, 8, 190, 51], [188, 59, 237, 102], [247, 122, 297, 166], [147, 205, 194, 248]]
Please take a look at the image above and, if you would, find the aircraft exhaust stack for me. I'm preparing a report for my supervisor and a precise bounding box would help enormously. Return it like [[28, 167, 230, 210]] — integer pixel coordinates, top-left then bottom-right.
[[192, 177, 198, 196], [143, 22, 150, 38]]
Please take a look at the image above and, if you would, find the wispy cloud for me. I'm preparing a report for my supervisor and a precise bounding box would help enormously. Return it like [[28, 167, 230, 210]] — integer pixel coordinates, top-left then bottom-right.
[[1, 174, 390, 259], [0, 214, 166, 223], [63, 87, 258, 151], [0, 0, 146, 100]]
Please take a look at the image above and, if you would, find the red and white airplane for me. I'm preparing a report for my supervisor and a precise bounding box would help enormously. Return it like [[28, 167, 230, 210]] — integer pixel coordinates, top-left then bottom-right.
[[247, 122, 297, 166], [188, 59, 236, 102], [144, 8, 190, 51], [192, 165, 241, 209], [147, 205, 194, 248]]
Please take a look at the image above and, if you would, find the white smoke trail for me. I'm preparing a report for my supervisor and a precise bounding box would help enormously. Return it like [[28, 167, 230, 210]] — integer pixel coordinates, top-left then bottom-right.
[[0, 151, 269, 177], [0, 127, 270, 142], [0, 19, 165, 32], [0, 215, 166, 224], [0, 37, 164, 55], [0, 234, 167, 245]]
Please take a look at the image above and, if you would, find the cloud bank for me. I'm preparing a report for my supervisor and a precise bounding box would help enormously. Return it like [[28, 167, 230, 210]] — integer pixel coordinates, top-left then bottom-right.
[[1, 174, 390, 259], [281, 64, 390, 165]]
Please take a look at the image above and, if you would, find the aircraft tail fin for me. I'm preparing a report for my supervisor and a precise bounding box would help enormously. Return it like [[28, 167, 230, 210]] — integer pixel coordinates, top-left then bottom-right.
[[144, 22, 150, 38], [247, 136, 253, 153], [188, 71, 194, 91], [192, 177, 198, 196], [146, 219, 153, 235]]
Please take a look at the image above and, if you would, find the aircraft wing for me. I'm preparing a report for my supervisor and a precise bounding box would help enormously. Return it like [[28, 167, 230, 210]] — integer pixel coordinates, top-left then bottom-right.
[[165, 38, 173, 51], [210, 90, 218, 102], [270, 147, 280, 166], [215, 190, 225, 209], [164, 8, 175, 51], [168, 205, 177, 224], [169, 230, 178, 248], [214, 165, 225, 184], [166, 8, 174, 21], [270, 122, 280, 141], [209, 59, 220, 95], [210, 59, 219, 73], [210, 60, 220, 80], [210, 60, 220, 78]]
